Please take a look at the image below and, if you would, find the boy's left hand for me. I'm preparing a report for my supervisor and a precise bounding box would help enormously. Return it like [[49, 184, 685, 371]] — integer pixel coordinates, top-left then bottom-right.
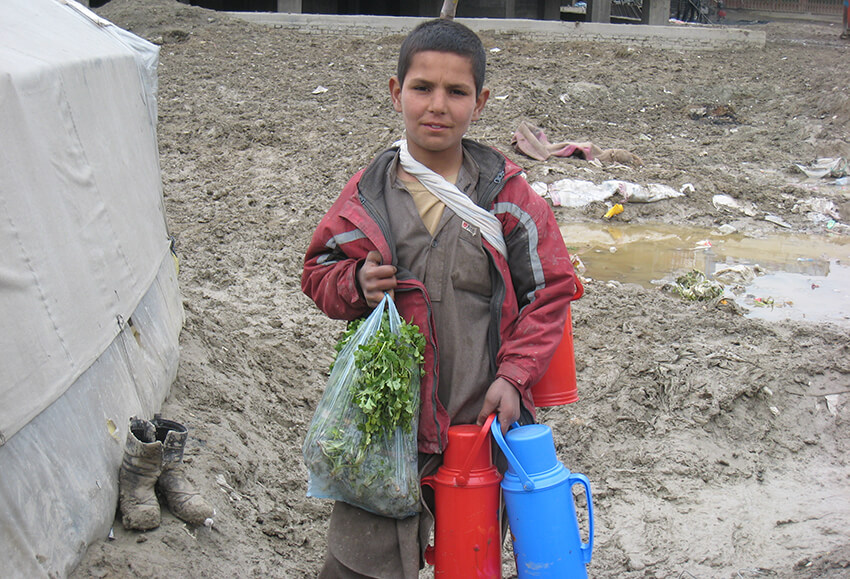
[[477, 377, 521, 435]]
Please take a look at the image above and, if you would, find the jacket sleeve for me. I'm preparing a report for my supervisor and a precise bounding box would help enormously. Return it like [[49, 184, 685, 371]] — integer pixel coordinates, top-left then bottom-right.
[[494, 176, 579, 393], [301, 180, 371, 322]]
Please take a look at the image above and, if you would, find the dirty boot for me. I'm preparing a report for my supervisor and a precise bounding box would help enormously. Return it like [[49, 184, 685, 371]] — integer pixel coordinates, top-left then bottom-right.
[[153, 416, 215, 526], [118, 417, 162, 530]]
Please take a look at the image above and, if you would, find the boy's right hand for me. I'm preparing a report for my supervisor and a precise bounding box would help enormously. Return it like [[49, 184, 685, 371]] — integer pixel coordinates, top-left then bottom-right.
[[357, 251, 397, 309]]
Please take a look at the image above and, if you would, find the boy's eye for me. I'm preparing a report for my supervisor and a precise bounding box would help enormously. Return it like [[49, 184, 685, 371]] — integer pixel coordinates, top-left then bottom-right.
[[451, 89, 468, 96]]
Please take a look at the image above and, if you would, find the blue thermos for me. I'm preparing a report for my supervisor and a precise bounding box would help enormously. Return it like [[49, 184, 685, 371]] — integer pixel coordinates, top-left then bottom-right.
[[491, 418, 594, 578]]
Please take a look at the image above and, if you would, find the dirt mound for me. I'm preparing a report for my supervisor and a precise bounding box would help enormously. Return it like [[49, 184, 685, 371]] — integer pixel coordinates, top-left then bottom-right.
[[72, 1, 849, 577]]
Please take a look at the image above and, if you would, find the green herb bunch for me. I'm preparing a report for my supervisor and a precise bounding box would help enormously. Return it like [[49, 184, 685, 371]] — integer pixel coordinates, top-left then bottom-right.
[[334, 310, 425, 449], [304, 306, 425, 517]]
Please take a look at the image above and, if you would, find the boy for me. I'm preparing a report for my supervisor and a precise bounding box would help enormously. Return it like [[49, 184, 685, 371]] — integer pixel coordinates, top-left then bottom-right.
[[302, 18, 578, 578]]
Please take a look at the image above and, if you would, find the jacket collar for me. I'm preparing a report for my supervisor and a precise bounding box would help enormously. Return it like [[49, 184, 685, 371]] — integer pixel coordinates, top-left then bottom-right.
[[359, 139, 510, 209]]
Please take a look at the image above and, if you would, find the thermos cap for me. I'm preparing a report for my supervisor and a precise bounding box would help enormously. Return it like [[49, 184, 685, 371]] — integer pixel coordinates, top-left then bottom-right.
[[444, 424, 492, 472], [504, 423, 566, 477]]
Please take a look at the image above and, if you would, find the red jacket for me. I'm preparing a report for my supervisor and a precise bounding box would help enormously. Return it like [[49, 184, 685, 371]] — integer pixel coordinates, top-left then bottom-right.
[[302, 141, 578, 453]]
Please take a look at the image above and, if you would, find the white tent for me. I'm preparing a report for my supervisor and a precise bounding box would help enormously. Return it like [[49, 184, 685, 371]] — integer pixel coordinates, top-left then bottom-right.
[[0, 1, 182, 576]]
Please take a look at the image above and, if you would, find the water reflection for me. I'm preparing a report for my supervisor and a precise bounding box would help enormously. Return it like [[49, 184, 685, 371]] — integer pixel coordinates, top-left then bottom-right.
[[560, 223, 850, 326]]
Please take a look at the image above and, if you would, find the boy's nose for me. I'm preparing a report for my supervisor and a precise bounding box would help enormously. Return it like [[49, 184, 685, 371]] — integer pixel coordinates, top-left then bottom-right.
[[428, 89, 448, 113]]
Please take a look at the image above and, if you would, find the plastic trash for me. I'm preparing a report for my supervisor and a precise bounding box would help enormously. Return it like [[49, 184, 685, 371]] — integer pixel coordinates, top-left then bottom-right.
[[603, 204, 624, 219], [532, 179, 614, 207], [602, 180, 684, 203], [661, 270, 723, 301], [799, 197, 840, 219], [715, 224, 737, 235], [712, 194, 758, 217], [713, 264, 763, 285], [764, 214, 792, 229], [794, 157, 848, 179]]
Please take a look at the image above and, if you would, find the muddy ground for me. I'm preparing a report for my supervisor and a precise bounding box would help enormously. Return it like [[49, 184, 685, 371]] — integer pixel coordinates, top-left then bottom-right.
[[72, 1, 850, 577]]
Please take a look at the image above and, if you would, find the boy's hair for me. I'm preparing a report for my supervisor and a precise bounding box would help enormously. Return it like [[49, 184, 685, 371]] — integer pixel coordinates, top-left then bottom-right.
[[397, 19, 486, 97]]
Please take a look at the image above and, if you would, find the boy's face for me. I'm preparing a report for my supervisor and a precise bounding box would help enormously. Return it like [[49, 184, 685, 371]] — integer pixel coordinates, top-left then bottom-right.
[[390, 50, 489, 171]]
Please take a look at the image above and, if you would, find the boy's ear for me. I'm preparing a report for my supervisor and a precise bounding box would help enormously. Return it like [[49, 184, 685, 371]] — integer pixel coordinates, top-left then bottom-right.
[[389, 76, 403, 113], [471, 87, 490, 122]]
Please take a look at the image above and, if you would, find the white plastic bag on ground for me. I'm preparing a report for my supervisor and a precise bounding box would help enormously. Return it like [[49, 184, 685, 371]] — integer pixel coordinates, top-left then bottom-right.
[[532, 178, 614, 207], [602, 180, 685, 203]]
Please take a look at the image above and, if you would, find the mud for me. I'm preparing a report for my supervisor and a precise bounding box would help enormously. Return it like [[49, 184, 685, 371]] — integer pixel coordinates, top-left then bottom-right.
[[72, 1, 850, 577]]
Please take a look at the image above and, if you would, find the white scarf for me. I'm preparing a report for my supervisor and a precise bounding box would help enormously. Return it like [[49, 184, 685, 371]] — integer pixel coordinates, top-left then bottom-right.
[[395, 139, 508, 259]]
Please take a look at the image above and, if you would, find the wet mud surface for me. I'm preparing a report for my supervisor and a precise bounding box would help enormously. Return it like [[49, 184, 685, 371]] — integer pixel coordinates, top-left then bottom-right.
[[72, 2, 850, 577]]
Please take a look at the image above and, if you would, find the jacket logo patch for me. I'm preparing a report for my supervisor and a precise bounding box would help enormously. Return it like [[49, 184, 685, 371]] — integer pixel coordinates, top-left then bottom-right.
[[461, 221, 478, 236]]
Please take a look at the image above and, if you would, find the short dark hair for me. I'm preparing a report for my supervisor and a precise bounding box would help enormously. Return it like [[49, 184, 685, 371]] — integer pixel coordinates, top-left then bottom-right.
[[397, 19, 486, 97]]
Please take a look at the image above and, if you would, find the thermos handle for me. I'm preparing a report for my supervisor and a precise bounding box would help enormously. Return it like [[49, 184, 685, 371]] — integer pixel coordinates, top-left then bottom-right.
[[574, 276, 585, 300], [490, 416, 535, 491], [569, 472, 594, 563], [457, 413, 496, 485]]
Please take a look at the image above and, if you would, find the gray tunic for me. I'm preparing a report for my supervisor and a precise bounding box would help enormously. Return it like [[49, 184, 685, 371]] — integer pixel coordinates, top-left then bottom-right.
[[385, 152, 494, 426]]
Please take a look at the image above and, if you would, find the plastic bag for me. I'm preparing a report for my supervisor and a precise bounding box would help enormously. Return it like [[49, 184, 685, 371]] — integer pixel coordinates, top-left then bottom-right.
[[302, 294, 421, 518]]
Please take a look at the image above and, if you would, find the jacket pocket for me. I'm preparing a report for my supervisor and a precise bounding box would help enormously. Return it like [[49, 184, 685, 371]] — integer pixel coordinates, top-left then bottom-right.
[[450, 220, 492, 297]]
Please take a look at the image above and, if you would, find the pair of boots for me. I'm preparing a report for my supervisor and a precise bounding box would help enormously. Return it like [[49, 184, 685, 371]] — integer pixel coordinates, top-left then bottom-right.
[[118, 415, 215, 530]]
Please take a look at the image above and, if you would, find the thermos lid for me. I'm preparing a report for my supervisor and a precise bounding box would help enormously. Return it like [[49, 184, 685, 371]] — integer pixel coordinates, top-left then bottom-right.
[[504, 423, 562, 477], [444, 424, 492, 472]]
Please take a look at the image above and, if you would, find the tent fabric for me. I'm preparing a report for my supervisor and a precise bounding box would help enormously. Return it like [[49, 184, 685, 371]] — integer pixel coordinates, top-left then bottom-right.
[[0, 257, 182, 578], [0, 0, 166, 444], [0, 0, 182, 575]]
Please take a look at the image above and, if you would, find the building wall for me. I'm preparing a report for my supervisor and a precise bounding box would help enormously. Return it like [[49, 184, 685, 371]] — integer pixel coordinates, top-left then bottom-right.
[[232, 12, 767, 49], [183, 0, 558, 17], [456, 0, 559, 19], [725, 0, 843, 14]]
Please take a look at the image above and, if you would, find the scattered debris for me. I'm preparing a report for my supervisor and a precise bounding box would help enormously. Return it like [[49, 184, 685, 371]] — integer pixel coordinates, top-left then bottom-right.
[[512, 121, 643, 165], [764, 214, 792, 229], [714, 264, 764, 285], [712, 194, 759, 217], [603, 180, 684, 203], [571, 255, 586, 275], [825, 394, 839, 416], [687, 104, 738, 124], [216, 473, 243, 501], [793, 157, 848, 179], [604, 203, 624, 219], [661, 270, 724, 301], [532, 178, 614, 207], [753, 296, 776, 308], [796, 197, 841, 222], [714, 297, 748, 316], [312, 85, 328, 94]]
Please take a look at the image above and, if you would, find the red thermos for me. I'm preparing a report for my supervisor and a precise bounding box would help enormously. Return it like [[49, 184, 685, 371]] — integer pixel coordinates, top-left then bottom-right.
[[421, 414, 502, 578]]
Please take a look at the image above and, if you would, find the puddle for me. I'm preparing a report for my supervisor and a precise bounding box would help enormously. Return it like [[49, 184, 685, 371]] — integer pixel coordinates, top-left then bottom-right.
[[560, 223, 850, 327]]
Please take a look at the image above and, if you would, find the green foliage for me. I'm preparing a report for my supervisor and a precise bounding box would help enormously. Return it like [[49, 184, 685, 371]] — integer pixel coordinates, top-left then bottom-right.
[[350, 311, 425, 447], [332, 310, 425, 449], [303, 307, 425, 517]]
